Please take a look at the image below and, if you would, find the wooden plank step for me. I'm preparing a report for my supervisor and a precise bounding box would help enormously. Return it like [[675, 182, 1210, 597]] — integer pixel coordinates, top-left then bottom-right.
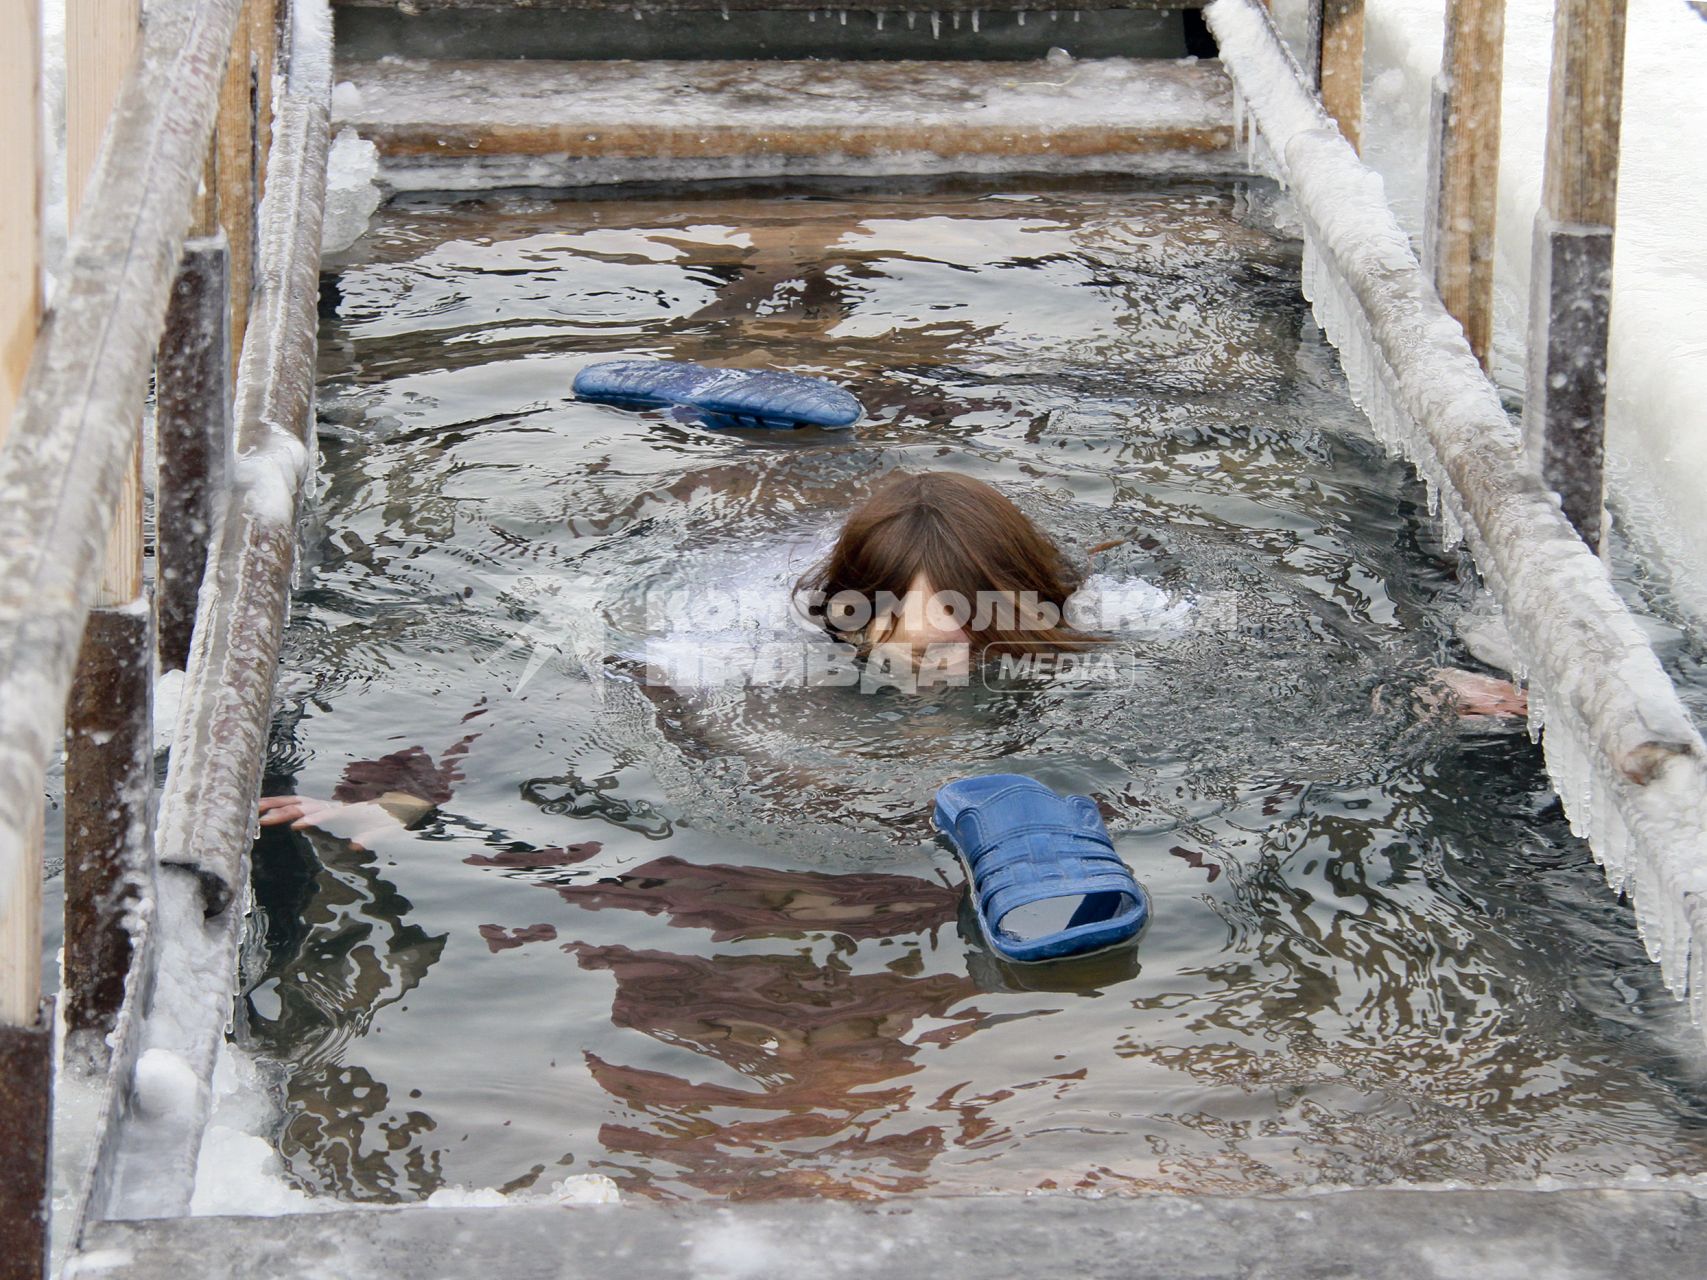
[[334, 56, 1241, 189]]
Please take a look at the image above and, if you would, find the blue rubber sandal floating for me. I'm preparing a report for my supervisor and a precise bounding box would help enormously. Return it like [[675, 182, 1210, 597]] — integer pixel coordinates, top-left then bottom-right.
[[573, 359, 862, 430], [934, 774, 1149, 964]]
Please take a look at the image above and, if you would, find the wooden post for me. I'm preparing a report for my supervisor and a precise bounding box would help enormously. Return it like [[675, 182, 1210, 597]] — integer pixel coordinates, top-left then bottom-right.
[[62, 608, 152, 1048], [62, 0, 150, 1071], [0, 0, 45, 1019], [1523, 0, 1629, 551], [252, 0, 281, 201], [218, 10, 257, 371], [1301, 0, 1324, 85], [0, 2, 52, 1276], [66, 0, 143, 221], [158, 0, 269, 672], [1317, 0, 1365, 151], [156, 241, 233, 672], [67, 0, 145, 601], [1426, 0, 1506, 369], [0, 998, 52, 1280], [0, 1, 40, 435]]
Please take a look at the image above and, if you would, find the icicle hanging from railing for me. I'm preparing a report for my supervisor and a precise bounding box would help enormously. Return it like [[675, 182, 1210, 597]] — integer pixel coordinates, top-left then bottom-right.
[[1206, 0, 1707, 1027]]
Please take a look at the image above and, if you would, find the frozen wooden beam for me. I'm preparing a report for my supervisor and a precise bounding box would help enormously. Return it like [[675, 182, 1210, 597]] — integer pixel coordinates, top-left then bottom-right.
[[156, 90, 327, 926], [333, 4, 1197, 61], [1425, 0, 1505, 368], [103, 28, 331, 1220], [66, 1187, 1707, 1280], [1523, 0, 1629, 552], [336, 57, 1241, 190]]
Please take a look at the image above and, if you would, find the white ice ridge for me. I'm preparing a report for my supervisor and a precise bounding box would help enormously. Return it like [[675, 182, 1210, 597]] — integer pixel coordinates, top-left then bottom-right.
[[96, 0, 334, 1225], [321, 128, 381, 255], [1207, 0, 1707, 1026]]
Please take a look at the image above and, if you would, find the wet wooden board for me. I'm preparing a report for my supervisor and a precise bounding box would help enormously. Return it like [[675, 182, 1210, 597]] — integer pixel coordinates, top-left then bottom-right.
[[336, 56, 1240, 186]]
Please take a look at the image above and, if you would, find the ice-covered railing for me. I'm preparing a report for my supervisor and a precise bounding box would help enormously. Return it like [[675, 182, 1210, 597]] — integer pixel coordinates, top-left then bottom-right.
[[1205, 0, 1707, 1025], [94, 0, 332, 1224], [0, 0, 330, 1255], [0, 0, 248, 984], [0, 0, 263, 1263]]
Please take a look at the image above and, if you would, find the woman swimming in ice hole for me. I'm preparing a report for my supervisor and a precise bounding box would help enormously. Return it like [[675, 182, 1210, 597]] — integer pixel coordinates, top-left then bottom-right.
[[258, 470, 1527, 842]]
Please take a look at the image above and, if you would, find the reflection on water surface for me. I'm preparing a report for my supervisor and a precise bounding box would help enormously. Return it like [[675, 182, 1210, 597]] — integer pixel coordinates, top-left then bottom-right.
[[251, 178, 1707, 1202]]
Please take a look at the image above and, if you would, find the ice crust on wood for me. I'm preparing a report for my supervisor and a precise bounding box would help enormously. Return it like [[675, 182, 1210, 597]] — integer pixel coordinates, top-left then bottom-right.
[[1207, 0, 1707, 1027], [97, 0, 333, 1223], [0, 0, 249, 945], [336, 55, 1230, 134], [333, 55, 1242, 190]]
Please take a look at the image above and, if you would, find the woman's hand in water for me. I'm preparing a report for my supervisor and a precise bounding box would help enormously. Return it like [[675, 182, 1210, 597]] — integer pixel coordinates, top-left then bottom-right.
[[257, 794, 410, 851], [1421, 668, 1530, 719], [1373, 668, 1529, 720]]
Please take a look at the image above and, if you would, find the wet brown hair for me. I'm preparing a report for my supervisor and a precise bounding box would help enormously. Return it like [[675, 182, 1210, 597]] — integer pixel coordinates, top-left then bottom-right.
[[796, 471, 1095, 656]]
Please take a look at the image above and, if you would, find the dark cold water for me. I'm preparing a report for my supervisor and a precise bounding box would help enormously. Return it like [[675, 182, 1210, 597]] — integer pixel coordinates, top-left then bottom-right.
[[245, 177, 1707, 1202]]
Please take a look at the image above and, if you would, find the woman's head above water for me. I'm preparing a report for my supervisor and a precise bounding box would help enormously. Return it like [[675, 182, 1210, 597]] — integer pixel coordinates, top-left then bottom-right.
[[797, 470, 1092, 658]]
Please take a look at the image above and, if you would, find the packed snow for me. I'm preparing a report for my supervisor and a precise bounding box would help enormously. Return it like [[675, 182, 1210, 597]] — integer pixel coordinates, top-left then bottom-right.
[[133, 1048, 201, 1121], [321, 128, 381, 255]]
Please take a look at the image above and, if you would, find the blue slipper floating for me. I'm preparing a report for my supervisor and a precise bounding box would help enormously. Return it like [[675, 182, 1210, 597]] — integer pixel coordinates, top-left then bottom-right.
[[573, 359, 862, 430], [934, 774, 1149, 964]]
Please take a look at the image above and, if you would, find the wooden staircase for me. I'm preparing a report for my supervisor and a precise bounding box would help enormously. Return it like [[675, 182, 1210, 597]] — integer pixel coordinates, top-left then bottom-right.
[[328, 0, 1242, 191]]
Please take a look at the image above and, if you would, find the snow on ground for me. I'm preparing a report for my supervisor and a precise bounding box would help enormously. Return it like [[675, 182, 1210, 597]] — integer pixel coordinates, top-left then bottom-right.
[[192, 1042, 622, 1213]]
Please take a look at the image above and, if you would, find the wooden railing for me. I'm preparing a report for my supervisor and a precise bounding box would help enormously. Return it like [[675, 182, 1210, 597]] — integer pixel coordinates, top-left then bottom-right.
[[0, 1, 327, 1273], [1294, 0, 1626, 551]]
